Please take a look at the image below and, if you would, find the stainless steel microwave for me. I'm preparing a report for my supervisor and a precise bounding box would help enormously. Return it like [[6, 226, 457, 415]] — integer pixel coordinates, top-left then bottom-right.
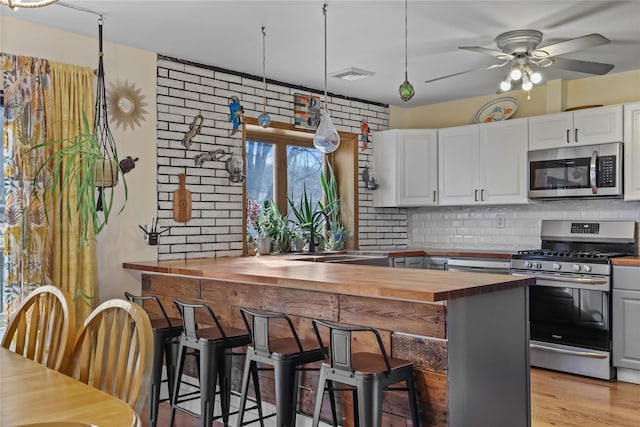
[[528, 142, 622, 198]]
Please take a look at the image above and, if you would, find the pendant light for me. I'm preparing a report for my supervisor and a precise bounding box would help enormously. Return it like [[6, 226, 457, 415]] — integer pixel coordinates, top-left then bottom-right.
[[313, 3, 340, 154], [257, 26, 271, 128], [398, 0, 415, 102]]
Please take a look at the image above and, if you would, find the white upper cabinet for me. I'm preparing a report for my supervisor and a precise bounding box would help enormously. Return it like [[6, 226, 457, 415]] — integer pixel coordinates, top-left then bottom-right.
[[479, 118, 529, 205], [528, 105, 623, 150], [439, 118, 528, 206], [438, 124, 480, 205], [372, 129, 438, 207], [624, 102, 640, 200]]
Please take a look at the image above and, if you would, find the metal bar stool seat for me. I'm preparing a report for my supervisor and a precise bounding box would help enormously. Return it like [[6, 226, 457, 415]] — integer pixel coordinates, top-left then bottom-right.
[[170, 299, 261, 427], [236, 308, 338, 427], [311, 319, 420, 427], [124, 292, 182, 427]]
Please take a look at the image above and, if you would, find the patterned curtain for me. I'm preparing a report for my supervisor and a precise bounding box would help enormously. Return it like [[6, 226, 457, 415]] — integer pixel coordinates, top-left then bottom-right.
[[1, 54, 51, 325]]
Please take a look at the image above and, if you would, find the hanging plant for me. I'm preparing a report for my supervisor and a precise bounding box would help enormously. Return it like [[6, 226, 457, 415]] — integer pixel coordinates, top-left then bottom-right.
[[31, 17, 127, 244]]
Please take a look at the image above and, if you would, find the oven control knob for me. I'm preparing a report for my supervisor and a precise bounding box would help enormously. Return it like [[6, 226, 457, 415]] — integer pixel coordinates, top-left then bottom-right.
[[534, 262, 542, 270], [524, 261, 532, 268], [573, 264, 581, 272], [584, 265, 592, 273], [553, 263, 561, 271]]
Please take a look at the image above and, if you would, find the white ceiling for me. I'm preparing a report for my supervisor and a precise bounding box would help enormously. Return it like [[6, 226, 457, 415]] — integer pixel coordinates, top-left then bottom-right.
[[5, 0, 640, 106]]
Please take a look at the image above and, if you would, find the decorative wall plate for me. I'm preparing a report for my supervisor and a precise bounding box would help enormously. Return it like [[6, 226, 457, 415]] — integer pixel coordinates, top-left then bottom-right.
[[107, 79, 148, 131], [475, 97, 518, 123]]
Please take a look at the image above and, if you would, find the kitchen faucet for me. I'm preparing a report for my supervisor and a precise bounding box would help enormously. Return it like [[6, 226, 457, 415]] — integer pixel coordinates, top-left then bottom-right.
[[308, 210, 330, 253]]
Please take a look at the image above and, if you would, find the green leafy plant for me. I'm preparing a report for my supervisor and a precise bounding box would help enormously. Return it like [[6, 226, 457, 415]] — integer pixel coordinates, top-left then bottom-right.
[[287, 184, 325, 244], [256, 199, 293, 253], [319, 163, 348, 248], [32, 112, 127, 244]]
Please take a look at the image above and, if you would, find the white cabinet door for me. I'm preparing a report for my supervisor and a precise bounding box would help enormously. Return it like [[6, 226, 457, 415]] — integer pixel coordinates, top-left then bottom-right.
[[438, 124, 479, 205], [479, 118, 529, 205], [624, 102, 640, 200], [398, 130, 438, 206], [613, 289, 640, 370], [574, 105, 623, 146], [528, 112, 573, 150], [528, 105, 623, 150], [372, 129, 438, 207], [372, 130, 398, 207]]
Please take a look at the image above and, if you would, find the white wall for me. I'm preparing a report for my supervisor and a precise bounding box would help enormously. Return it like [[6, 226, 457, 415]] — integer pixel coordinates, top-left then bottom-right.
[[1, 16, 158, 301]]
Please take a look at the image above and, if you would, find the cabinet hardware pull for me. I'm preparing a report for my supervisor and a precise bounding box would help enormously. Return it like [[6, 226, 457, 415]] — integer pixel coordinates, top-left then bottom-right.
[[566, 129, 570, 143], [433, 190, 436, 202], [575, 128, 578, 143], [474, 189, 478, 201], [481, 189, 485, 201]]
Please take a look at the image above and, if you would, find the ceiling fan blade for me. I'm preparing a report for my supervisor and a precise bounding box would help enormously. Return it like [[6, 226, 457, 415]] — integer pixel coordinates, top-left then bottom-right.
[[531, 34, 610, 58], [551, 57, 614, 75], [425, 61, 510, 83], [459, 46, 515, 60]]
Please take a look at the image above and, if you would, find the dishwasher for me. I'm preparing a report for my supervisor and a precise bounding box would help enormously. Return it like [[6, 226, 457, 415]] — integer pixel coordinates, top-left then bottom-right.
[[445, 258, 511, 275]]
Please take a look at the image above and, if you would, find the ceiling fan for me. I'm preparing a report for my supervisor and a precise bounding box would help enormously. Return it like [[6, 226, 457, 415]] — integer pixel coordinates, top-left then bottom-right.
[[425, 29, 615, 91]]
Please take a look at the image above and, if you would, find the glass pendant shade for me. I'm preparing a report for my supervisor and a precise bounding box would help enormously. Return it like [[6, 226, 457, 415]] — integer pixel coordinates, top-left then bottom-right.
[[399, 79, 415, 102], [313, 108, 340, 153], [258, 112, 271, 128]]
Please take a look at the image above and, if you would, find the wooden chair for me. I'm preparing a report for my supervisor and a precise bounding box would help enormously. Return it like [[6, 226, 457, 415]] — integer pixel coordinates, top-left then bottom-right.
[[1, 285, 75, 371], [65, 298, 154, 414]]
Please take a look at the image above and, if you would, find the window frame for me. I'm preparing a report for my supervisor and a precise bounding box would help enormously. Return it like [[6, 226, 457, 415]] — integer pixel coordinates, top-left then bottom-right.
[[242, 117, 359, 253]]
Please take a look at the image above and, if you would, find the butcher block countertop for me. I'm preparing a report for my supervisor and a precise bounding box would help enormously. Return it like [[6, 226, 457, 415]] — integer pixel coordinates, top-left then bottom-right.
[[123, 256, 533, 303], [354, 248, 513, 259], [611, 256, 640, 266]]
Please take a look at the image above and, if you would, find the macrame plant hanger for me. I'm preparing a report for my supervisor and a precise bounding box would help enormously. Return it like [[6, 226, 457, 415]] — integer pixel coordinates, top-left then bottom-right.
[[94, 16, 120, 213]]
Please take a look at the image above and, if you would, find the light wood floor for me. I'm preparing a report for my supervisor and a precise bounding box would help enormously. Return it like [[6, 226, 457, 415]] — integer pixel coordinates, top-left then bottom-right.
[[144, 368, 640, 426]]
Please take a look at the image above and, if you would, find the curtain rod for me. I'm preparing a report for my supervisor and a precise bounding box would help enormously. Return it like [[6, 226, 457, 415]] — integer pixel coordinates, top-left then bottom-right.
[[57, 1, 103, 18]]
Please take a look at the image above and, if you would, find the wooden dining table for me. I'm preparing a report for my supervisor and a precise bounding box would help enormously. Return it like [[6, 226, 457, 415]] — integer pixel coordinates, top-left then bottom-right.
[[0, 347, 140, 427]]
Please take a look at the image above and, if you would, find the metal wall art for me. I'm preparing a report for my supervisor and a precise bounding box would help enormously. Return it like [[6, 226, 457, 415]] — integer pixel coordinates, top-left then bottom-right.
[[182, 114, 203, 149], [106, 79, 148, 131], [229, 96, 244, 136], [194, 149, 226, 167]]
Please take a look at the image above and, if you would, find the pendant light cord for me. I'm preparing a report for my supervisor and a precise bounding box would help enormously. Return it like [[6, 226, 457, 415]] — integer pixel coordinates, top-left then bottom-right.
[[404, 0, 408, 81], [323, 3, 328, 110], [262, 26, 267, 115]]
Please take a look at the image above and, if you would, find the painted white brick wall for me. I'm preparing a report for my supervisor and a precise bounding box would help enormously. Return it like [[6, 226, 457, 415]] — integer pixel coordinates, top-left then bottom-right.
[[409, 199, 640, 254], [156, 57, 398, 260]]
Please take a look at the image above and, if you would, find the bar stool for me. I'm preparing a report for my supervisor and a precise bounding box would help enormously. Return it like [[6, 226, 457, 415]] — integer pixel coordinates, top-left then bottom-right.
[[124, 292, 182, 427], [236, 308, 338, 427], [170, 299, 256, 427], [311, 319, 421, 427]]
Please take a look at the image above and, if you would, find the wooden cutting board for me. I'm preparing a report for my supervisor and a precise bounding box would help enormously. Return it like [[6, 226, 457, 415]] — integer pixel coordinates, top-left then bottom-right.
[[173, 173, 192, 222]]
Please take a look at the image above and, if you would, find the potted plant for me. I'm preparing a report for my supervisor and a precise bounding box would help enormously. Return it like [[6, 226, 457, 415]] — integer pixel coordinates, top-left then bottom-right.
[[32, 112, 126, 244], [255, 199, 293, 254], [320, 163, 348, 251], [287, 184, 326, 250]]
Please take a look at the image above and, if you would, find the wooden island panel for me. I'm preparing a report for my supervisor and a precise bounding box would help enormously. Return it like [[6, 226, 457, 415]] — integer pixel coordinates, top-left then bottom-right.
[[141, 273, 449, 426]]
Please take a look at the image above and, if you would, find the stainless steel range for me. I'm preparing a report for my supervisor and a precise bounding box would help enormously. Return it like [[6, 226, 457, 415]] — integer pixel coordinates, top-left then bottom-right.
[[511, 220, 636, 380]]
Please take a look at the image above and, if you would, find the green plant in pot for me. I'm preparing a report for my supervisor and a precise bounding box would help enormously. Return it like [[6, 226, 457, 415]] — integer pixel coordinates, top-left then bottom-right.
[[320, 163, 348, 251], [287, 184, 326, 250], [255, 199, 293, 254], [32, 112, 126, 245]]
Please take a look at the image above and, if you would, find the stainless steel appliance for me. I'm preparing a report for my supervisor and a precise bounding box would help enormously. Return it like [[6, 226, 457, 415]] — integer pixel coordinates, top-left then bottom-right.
[[511, 220, 636, 380], [528, 142, 622, 199], [446, 258, 511, 275]]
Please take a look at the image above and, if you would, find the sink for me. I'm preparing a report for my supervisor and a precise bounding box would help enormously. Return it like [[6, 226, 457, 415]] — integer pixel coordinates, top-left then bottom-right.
[[289, 253, 389, 266]]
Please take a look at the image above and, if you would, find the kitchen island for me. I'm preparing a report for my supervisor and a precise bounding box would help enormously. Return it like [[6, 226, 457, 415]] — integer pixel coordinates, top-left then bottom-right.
[[124, 256, 534, 427]]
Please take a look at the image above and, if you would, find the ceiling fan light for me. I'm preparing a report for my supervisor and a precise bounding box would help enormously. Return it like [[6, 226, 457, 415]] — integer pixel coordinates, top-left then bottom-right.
[[522, 80, 533, 91], [530, 71, 542, 84], [510, 68, 523, 80], [500, 80, 512, 92]]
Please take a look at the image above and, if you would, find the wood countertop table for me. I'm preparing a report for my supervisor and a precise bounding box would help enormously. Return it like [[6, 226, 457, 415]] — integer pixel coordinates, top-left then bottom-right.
[[123, 256, 534, 427], [0, 348, 140, 427], [123, 255, 532, 302]]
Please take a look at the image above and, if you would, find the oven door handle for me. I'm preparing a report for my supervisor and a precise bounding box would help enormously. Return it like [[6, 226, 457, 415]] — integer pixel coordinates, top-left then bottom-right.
[[590, 150, 598, 195], [530, 343, 608, 359], [511, 272, 608, 285]]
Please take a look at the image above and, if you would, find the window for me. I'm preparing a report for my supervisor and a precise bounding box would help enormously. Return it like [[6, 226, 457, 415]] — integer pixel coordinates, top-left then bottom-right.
[[243, 118, 359, 252]]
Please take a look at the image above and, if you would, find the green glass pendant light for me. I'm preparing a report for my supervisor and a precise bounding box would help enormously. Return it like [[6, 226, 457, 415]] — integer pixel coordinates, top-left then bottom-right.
[[399, 0, 415, 102]]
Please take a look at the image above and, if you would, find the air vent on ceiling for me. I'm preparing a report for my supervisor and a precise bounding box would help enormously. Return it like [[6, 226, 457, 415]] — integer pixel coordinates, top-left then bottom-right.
[[330, 67, 375, 81]]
